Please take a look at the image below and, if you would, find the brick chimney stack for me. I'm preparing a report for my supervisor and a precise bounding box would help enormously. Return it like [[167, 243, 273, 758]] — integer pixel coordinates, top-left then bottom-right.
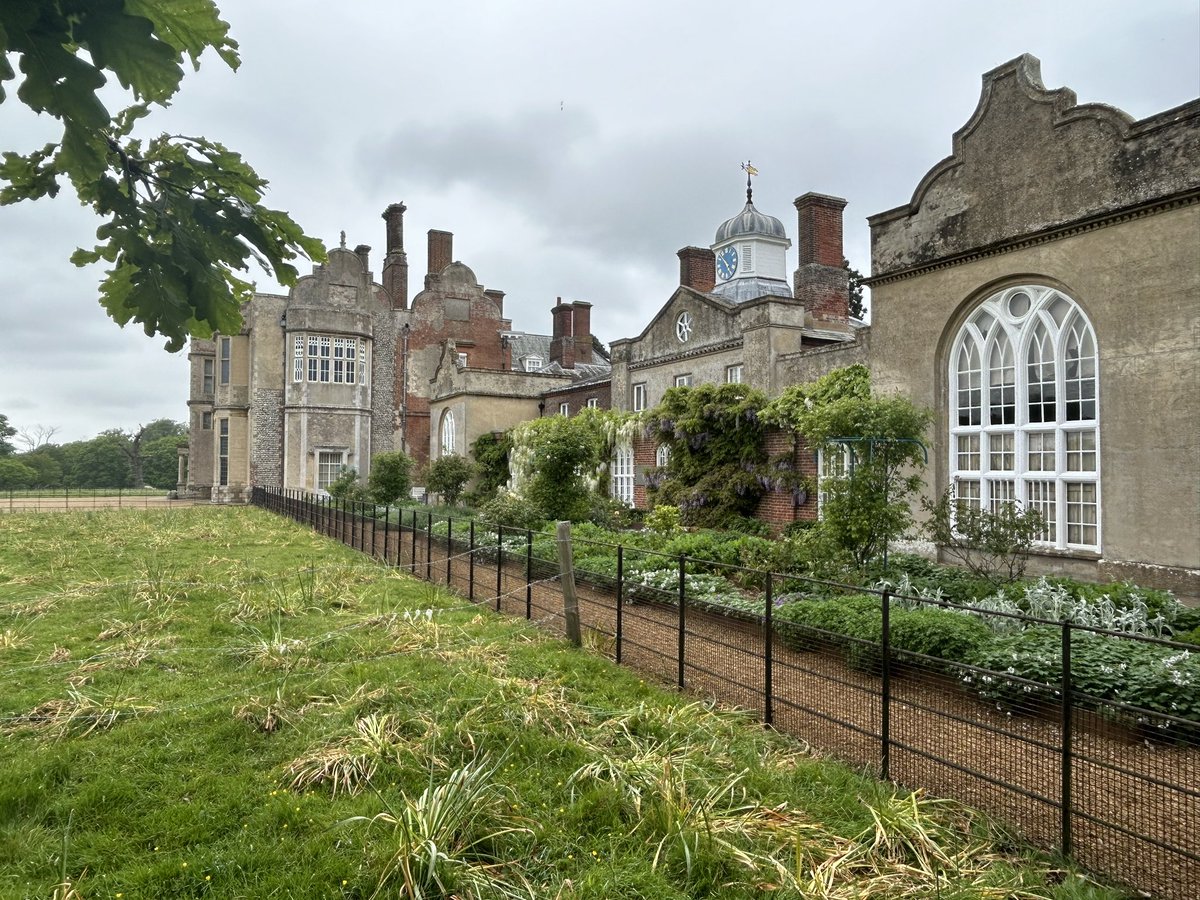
[[549, 298, 575, 369], [381, 202, 408, 310], [571, 301, 593, 365], [427, 230, 453, 276], [793, 193, 850, 330], [353, 244, 371, 275], [677, 246, 716, 293]]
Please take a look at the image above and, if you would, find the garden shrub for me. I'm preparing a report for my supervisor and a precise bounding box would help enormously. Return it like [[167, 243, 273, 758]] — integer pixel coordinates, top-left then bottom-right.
[[764, 365, 932, 569], [470, 430, 512, 501], [922, 487, 1045, 585], [327, 466, 370, 502], [773, 594, 880, 656], [367, 451, 413, 504], [644, 504, 683, 535], [477, 491, 545, 532], [425, 454, 474, 506], [889, 608, 992, 669]]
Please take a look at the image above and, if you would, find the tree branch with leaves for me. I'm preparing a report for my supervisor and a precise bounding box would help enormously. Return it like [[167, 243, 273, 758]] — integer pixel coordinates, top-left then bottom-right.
[[0, 1, 324, 351]]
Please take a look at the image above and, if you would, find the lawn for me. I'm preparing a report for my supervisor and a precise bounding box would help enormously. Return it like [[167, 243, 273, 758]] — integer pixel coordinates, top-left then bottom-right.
[[0, 507, 1125, 899]]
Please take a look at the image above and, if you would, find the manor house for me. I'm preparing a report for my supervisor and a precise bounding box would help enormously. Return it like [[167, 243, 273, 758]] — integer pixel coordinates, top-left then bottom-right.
[[183, 55, 1199, 594]]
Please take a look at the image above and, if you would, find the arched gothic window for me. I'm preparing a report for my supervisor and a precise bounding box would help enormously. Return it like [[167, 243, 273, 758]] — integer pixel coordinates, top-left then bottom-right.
[[439, 410, 456, 457], [949, 286, 1099, 550]]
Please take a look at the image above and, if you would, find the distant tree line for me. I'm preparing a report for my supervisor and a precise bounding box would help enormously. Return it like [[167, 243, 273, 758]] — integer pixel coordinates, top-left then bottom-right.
[[0, 414, 187, 490]]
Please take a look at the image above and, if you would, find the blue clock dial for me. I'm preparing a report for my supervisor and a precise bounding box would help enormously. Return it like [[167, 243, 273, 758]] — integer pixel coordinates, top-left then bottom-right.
[[716, 245, 738, 281]]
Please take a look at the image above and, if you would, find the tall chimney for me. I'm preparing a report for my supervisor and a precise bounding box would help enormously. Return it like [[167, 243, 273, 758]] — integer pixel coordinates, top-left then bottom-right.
[[549, 298, 575, 369], [427, 230, 453, 276], [381, 202, 408, 310], [677, 246, 716, 293], [571, 301, 593, 365], [794, 193, 850, 330], [353, 243, 371, 274]]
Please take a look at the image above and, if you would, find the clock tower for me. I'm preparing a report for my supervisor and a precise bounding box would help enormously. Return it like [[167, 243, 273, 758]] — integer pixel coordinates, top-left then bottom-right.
[[710, 164, 792, 302]]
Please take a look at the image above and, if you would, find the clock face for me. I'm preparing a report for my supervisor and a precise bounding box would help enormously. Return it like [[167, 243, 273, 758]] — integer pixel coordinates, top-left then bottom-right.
[[715, 245, 738, 281], [676, 310, 693, 343]]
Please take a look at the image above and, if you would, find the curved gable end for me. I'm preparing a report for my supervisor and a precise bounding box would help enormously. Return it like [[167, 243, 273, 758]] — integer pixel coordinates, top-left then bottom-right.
[[869, 54, 1200, 278]]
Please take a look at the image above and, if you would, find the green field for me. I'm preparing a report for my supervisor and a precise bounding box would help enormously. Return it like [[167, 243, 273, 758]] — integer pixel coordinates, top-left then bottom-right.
[[0, 508, 1123, 899]]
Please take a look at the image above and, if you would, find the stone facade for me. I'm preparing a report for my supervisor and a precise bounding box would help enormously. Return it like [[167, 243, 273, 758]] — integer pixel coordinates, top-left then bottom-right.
[[864, 55, 1199, 593]]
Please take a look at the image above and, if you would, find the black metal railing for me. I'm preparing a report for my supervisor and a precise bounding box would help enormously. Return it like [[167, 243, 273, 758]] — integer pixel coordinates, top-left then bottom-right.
[[252, 486, 1199, 899]]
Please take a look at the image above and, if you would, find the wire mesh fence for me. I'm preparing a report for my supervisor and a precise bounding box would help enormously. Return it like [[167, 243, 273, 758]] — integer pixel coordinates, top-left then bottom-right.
[[1, 488, 192, 512], [255, 486, 1199, 899]]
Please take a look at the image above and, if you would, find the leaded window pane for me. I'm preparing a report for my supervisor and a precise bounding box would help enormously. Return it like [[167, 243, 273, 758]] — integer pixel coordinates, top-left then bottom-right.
[[988, 333, 1015, 425], [957, 342, 981, 426], [1027, 432, 1055, 471], [1066, 483, 1098, 546], [989, 433, 1014, 472], [1066, 430, 1097, 472], [956, 434, 980, 471], [1026, 323, 1055, 424]]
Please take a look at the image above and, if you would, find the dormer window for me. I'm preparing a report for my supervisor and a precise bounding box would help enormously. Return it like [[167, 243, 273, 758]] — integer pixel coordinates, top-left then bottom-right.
[[525, 356, 543, 372]]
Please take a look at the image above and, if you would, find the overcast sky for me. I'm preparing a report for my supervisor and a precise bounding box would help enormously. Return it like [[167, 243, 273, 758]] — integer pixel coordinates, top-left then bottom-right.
[[1, 0, 1196, 444]]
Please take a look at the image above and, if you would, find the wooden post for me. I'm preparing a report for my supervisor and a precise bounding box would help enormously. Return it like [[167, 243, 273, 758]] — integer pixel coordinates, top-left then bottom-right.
[[556, 521, 581, 646]]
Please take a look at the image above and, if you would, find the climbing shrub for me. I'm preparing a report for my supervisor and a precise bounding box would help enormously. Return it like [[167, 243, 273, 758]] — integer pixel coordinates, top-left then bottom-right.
[[644, 383, 803, 529], [765, 365, 932, 569]]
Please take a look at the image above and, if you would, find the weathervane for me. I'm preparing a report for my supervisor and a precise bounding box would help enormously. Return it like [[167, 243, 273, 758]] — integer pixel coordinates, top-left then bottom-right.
[[740, 160, 759, 203]]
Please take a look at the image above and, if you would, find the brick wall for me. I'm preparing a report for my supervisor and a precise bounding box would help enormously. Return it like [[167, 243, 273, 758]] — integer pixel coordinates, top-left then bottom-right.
[[544, 379, 611, 417]]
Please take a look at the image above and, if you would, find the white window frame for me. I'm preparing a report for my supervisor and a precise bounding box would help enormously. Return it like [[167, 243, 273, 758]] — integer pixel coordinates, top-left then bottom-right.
[[316, 450, 345, 491], [297, 334, 369, 386], [949, 285, 1100, 551], [655, 443, 671, 468], [610, 443, 634, 506], [456, 352, 468, 368], [674, 374, 692, 388], [632, 383, 647, 412], [439, 410, 456, 457], [524, 356, 543, 372], [218, 418, 230, 486], [586, 397, 599, 409], [218, 337, 231, 385], [725, 364, 743, 384], [293, 336, 304, 383], [816, 445, 851, 517], [558, 401, 570, 416]]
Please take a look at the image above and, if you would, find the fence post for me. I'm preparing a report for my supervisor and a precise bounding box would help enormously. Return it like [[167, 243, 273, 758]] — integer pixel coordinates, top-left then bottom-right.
[[469, 520, 476, 601], [557, 521, 581, 646], [495, 524, 503, 611], [424, 511, 433, 581], [1061, 620, 1073, 858], [525, 529, 533, 619], [764, 572, 774, 728], [615, 545, 624, 664], [383, 505, 391, 564], [446, 517, 453, 585], [881, 588, 892, 781], [677, 555, 686, 689], [410, 509, 417, 574]]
